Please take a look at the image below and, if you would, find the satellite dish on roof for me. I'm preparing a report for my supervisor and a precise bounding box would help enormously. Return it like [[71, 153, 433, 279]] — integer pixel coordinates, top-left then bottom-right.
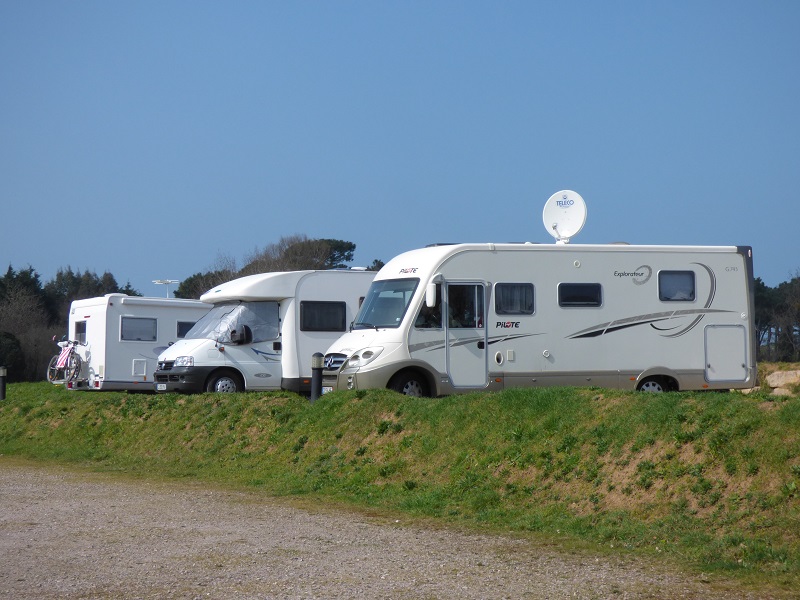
[[542, 190, 586, 244]]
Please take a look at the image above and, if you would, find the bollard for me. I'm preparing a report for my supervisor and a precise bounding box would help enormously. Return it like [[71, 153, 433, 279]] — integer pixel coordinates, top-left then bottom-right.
[[0, 366, 6, 401], [310, 352, 324, 402]]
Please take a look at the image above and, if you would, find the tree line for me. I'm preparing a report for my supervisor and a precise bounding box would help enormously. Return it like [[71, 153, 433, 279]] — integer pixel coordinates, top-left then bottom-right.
[[1, 235, 798, 382], [173, 236, 382, 299], [0, 265, 139, 382], [754, 275, 800, 363]]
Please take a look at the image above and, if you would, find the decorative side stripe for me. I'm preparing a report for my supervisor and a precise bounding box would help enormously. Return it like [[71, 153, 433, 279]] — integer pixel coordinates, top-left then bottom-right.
[[569, 308, 731, 339]]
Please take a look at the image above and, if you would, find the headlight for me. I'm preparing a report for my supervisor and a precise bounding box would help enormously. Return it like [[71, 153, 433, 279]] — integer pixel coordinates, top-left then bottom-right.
[[346, 347, 383, 369], [174, 356, 194, 367]]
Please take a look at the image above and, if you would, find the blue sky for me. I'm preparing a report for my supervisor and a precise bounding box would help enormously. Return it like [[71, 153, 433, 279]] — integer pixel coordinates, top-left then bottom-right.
[[1, 1, 798, 297]]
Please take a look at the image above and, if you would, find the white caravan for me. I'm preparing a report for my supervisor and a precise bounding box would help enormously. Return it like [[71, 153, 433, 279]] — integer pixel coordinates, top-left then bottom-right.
[[323, 189, 756, 398], [66, 294, 210, 391], [154, 270, 375, 394]]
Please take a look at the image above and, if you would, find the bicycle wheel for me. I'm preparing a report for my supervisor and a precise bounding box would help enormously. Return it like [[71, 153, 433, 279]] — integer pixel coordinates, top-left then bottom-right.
[[47, 355, 64, 383], [65, 354, 82, 382]]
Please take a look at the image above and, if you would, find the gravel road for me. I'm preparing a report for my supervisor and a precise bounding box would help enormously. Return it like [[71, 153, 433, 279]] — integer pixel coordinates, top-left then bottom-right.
[[0, 458, 779, 599]]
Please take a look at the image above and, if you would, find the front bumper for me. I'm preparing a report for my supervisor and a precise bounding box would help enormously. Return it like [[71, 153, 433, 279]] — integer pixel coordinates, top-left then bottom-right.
[[153, 366, 216, 393], [321, 364, 399, 394]]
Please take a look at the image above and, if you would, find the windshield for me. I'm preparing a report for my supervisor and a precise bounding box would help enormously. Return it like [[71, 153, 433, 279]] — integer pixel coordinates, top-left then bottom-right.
[[183, 301, 280, 343], [353, 279, 419, 330]]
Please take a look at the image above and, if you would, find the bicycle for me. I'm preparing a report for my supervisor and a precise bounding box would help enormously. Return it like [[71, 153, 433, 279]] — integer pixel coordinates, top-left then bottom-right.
[[47, 338, 84, 384]]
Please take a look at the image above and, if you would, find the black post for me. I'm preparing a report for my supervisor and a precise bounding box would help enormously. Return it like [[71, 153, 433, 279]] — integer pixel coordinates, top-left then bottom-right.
[[310, 353, 324, 402], [0, 366, 6, 401]]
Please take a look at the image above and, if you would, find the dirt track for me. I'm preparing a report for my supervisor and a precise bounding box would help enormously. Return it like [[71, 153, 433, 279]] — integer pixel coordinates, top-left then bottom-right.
[[0, 458, 778, 599]]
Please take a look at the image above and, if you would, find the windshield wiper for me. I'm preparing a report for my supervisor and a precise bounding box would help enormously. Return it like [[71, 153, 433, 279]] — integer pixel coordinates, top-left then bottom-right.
[[355, 322, 379, 331]]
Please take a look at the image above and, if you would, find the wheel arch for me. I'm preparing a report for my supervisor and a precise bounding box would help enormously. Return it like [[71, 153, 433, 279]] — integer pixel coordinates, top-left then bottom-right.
[[387, 366, 438, 397], [636, 368, 680, 392], [204, 367, 245, 392]]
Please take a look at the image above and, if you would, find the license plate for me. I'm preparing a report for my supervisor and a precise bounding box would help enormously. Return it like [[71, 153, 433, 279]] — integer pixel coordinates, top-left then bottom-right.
[[156, 384, 166, 391], [322, 386, 333, 394]]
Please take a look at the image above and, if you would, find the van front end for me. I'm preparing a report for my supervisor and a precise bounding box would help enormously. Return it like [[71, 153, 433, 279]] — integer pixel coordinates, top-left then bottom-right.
[[322, 338, 433, 395], [321, 341, 393, 393], [321, 355, 393, 394], [154, 359, 218, 393], [153, 338, 218, 394]]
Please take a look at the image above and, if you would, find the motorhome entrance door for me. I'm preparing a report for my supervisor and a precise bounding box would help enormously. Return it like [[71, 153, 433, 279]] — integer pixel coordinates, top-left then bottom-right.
[[445, 282, 488, 388]]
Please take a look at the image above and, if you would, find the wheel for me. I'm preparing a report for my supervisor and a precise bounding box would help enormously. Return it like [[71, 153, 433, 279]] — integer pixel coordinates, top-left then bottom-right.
[[65, 354, 82, 382], [47, 355, 63, 383], [388, 372, 429, 397], [638, 377, 666, 393], [206, 371, 243, 393]]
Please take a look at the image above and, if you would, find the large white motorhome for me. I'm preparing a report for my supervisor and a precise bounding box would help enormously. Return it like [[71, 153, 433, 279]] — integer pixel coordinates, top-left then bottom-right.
[[154, 269, 375, 394], [323, 192, 756, 396], [67, 294, 210, 391]]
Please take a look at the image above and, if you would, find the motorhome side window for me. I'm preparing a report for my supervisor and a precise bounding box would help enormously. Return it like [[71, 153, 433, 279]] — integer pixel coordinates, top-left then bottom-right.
[[176, 321, 196, 338], [300, 301, 347, 332], [74, 320, 87, 344], [355, 279, 419, 329], [558, 283, 602, 307], [495, 283, 534, 315], [658, 271, 696, 301], [121, 317, 157, 341]]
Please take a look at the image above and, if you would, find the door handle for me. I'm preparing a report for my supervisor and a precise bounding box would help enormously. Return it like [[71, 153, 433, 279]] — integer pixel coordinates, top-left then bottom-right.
[[477, 341, 485, 350]]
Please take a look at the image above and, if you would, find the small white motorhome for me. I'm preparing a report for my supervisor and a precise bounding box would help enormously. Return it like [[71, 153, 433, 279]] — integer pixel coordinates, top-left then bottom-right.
[[154, 269, 375, 394], [322, 192, 757, 396], [67, 294, 210, 391]]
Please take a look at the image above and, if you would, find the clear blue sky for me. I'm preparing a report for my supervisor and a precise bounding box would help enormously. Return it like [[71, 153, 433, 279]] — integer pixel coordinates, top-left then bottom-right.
[[2, 1, 798, 297]]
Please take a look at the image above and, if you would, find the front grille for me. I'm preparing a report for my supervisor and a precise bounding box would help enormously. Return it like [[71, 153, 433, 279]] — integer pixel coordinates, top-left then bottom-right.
[[157, 360, 174, 371], [323, 353, 347, 371]]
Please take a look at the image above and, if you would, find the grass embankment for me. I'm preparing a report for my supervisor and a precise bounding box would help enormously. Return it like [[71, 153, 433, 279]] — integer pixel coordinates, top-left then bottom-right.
[[1, 381, 799, 591]]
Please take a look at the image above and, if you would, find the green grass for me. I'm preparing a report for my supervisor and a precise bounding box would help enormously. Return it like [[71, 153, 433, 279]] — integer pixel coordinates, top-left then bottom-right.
[[1, 382, 799, 592]]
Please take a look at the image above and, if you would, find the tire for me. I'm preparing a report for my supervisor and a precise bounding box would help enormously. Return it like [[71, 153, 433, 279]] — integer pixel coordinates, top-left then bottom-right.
[[47, 355, 63, 383], [388, 372, 429, 397], [637, 377, 666, 393], [65, 354, 82, 382], [206, 370, 243, 393]]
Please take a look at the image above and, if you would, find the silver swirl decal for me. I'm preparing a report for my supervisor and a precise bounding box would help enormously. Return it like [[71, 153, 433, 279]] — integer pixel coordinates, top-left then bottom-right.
[[633, 265, 652, 285]]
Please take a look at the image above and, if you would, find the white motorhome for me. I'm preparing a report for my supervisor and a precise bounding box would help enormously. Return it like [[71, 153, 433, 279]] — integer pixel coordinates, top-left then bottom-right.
[[154, 269, 375, 394], [67, 294, 210, 391], [322, 193, 756, 397]]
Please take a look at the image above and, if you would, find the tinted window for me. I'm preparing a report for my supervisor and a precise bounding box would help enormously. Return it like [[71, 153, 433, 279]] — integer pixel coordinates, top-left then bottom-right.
[[659, 271, 696, 301], [121, 317, 157, 341], [558, 283, 602, 307], [74, 320, 87, 344], [300, 301, 347, 332], [447, 284, 485, 328], [177, 321, 196, 338], [415, 284, 442, 328], [495, 283, 534, 315]]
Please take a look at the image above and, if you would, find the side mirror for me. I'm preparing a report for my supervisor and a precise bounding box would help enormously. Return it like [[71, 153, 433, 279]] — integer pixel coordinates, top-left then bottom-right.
[[425, 282, 437, 308], [230, 324, 253, 345]]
